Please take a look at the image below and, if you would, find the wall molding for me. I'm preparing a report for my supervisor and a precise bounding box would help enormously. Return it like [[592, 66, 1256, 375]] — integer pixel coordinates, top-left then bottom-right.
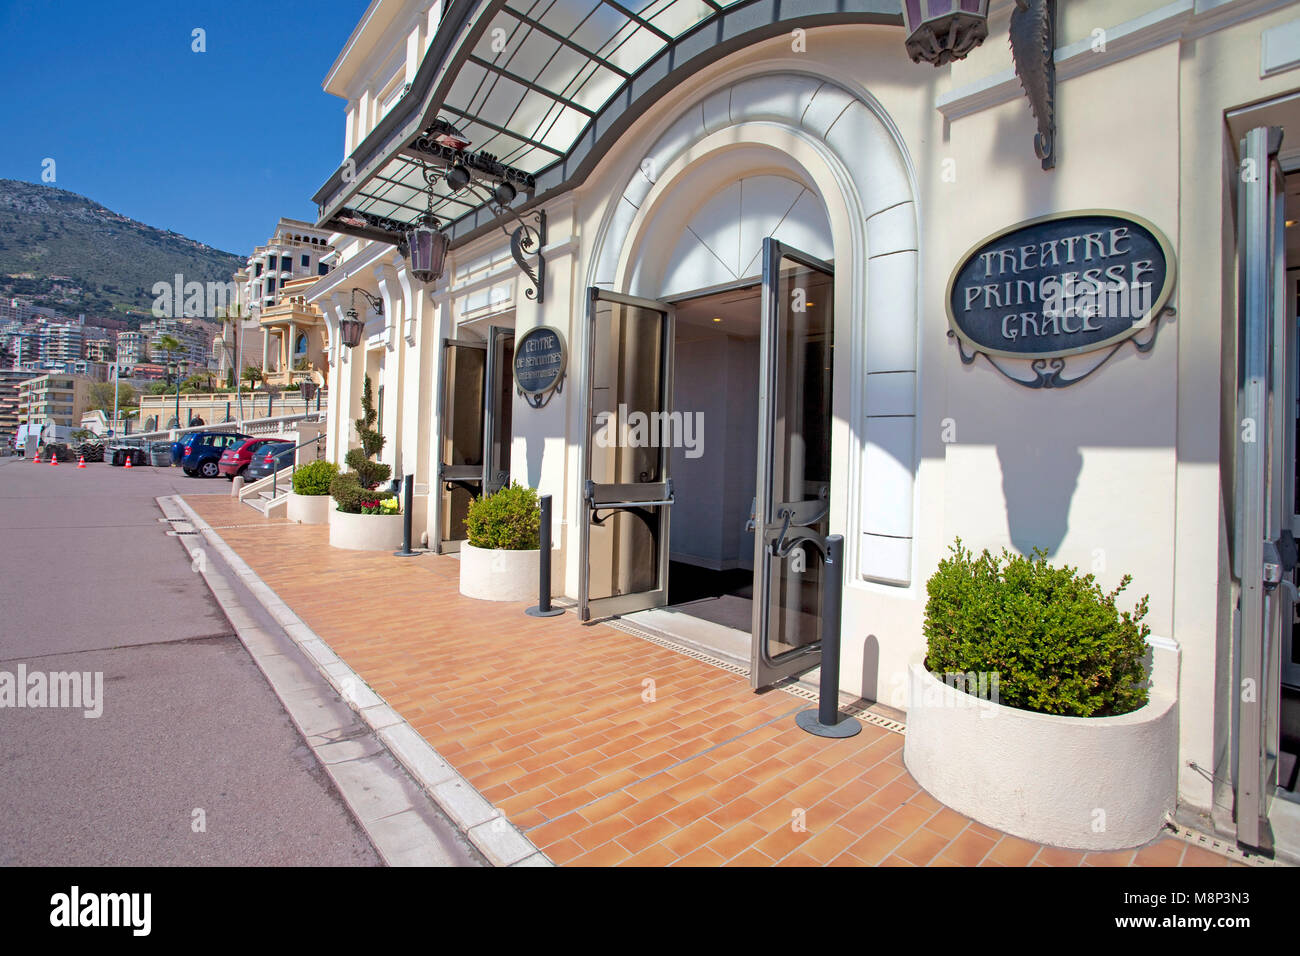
[[937, 0, 1297, 120]]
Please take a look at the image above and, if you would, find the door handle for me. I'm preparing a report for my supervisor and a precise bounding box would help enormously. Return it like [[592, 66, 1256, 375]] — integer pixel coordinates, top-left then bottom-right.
[[745, 497, 757, 532]]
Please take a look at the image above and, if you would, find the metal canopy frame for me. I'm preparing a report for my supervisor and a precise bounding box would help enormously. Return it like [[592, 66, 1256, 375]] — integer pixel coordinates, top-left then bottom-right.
[[313, 0, 901, 252]]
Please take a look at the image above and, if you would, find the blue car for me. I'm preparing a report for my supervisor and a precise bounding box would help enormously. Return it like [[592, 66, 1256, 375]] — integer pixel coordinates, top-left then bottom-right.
[[181, 431, 250, 478]]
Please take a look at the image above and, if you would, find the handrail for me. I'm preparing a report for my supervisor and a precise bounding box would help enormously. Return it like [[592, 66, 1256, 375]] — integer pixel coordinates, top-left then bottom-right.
[[272, 433, 327, 499]]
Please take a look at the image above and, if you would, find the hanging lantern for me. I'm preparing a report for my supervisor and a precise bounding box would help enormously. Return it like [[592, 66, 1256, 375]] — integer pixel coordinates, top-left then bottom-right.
[[339, 309, 365, 348], [901, 0, 990, 67], [405, 216, 451, 284]]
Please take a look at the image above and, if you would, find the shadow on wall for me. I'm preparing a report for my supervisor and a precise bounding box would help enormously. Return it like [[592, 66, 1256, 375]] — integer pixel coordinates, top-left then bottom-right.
[[996, 441, 1083, 558], [526, 431, 543, 490]]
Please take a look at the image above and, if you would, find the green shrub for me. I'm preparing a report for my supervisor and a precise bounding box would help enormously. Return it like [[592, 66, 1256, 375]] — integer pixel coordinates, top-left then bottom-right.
[[292, 460, 338, 496], [329, 472, 397, 514], [331, 375, 393, 512], [465, 482, 540, 550], [923, 540, 1150, 717]]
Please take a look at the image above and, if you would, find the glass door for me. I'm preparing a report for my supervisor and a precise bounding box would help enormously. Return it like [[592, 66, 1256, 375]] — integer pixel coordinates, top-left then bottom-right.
[[484, 327, 514, 496], [1234, 125, 1290, 854], [435, 337, 486, 553], [751, 239, 835, 690], [579, 289, 675, 622]]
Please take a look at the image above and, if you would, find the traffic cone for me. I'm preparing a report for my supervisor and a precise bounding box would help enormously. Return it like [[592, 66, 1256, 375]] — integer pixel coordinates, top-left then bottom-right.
[[124, 455, 133, 469], [50, 452, 58, 466], [77, 456, 86, 469], [32, 451, 40, 464]]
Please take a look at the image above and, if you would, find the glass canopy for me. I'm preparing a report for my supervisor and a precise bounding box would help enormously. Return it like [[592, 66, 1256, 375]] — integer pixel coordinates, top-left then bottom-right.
[[315, 0, 900, 247]]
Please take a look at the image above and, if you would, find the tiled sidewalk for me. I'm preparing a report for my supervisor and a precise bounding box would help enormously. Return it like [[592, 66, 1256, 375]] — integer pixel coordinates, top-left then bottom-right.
[[183, 495, 1234, 867]]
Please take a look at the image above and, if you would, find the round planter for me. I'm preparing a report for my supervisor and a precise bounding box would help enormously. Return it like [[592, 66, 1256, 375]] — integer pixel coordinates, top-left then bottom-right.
[[902, 662, 1177, 850], [459, 542, 539, 602], [287, 492, 330, 525], [328, 508, 404, 551]]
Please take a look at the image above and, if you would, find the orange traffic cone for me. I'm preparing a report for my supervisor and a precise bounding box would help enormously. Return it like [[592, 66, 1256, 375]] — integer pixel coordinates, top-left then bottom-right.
[[77, 456, 86, 469], [50, 452, 58, 466], [32, 451, 40, 463], [123, 454, 133, 469]]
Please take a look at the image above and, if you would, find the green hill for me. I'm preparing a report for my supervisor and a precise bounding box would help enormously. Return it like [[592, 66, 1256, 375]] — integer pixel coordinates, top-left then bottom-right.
[[0, 179, 243, 327]]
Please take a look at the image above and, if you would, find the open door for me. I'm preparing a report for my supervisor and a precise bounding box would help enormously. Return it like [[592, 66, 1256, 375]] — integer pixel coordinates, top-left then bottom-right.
[[751, 239, 835, 690], [1234, 125, 1292, 854], [435, 337, 486, 553], [579, 288, 675, 622], [484, 326, 514, 496]]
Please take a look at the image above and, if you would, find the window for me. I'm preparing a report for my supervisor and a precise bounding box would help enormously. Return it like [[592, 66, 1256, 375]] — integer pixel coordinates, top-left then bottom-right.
[[301, 254, 310, 269], [318, 263, 329, 276], [255, 262, 263, 277]]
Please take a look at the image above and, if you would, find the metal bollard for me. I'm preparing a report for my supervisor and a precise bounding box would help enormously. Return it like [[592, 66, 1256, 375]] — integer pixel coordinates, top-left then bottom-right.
[[795, 534, 861, 738], [526, 494, 564, 617], [393, 474, 418, 557]]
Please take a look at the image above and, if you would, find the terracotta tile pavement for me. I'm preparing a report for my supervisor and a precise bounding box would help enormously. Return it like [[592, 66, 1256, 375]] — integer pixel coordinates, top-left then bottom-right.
[[183, 496, 1238, 868]]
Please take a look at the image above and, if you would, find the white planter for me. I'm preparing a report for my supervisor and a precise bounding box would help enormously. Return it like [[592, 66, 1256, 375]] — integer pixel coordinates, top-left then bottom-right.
[[328, 508, 404, 551], [459, 542, 539, 602], [902, 661, 1177, 850], [287, 492, 330, 525]]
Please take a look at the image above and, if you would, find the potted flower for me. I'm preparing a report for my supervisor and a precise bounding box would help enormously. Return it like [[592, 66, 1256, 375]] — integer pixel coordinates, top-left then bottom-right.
[[327, 376, 403, 551], [287, 459, 338, 525], [901, 541, 1178, 850], [459, 482, 541, 601]]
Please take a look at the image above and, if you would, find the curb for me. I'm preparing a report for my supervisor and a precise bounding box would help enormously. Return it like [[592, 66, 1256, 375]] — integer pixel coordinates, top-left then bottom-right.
[[163, 494, 551, 868]]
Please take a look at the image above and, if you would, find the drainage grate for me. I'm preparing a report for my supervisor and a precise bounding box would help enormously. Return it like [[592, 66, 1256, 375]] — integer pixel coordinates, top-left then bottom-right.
[[1161, 820, 1280, 867], [603, 618, 749, 677], [603, 617, 906, 736]]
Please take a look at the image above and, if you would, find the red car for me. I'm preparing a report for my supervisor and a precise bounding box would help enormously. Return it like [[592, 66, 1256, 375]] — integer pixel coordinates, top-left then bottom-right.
[[218, 438, 282, 479]]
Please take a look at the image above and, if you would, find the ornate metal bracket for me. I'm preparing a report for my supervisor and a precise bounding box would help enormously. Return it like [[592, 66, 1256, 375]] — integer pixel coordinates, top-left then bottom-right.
[[1010, 0, 1057, 170], [508, 209, 546, 304], [948, 307, 1175, 389]]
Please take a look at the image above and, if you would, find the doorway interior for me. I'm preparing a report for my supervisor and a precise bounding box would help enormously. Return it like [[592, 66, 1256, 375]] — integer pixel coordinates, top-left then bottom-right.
[[624, 284, 762, 665]]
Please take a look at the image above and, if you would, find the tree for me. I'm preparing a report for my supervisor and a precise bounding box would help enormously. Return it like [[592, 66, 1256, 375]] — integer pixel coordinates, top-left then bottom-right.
[[347, 376, 388, 489], [87, 380, 137, 411], [241, 363, 264, 388]]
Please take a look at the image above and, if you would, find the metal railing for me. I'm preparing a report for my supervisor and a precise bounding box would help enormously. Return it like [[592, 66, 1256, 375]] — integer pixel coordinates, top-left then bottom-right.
[[123, 410, 326, 445], [271, 433, 327, 499]]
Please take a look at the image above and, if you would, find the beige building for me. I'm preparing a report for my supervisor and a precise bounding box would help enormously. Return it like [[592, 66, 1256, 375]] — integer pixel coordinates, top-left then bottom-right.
[[17, 372, 92, 428], [302, 0, 1300, 859]]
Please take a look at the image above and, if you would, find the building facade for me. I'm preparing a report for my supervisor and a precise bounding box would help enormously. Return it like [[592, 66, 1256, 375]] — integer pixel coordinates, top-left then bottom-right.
[[16, 372, 91, 429], [304, 0, 1300, 858]]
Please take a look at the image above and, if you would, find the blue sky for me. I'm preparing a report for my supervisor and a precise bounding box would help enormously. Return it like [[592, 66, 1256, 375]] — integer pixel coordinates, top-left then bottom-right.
[[0, 0, 370, 256]]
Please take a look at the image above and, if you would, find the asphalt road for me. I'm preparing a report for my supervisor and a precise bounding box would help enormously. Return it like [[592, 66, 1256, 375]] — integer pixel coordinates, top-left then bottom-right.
[[0, 455, 383, 865]]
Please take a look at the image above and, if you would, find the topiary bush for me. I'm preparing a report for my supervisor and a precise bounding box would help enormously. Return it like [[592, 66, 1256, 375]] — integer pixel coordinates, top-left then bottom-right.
[[331, 375, 393, 513], [329, 472, 397, 514], [292, 460, 339, 496], [465, 482, 540, 550], [923, 540, 1150, 718]]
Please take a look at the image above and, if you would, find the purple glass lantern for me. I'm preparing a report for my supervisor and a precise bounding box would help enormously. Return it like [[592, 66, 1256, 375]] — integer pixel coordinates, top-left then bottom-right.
[[902, 0, 990, 66], [339, 310, 365, 348], [405, 216, 451, 285]]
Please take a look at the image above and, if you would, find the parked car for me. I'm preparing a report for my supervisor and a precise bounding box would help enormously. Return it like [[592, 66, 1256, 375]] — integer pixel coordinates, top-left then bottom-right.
[[182, 431, 250, 478], [242, 441, 295, 483], [218, 437, 283, 479]]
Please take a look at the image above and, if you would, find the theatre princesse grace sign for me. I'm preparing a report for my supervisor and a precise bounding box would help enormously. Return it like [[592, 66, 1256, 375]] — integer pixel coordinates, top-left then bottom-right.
[[946, 211, 1176, 388]]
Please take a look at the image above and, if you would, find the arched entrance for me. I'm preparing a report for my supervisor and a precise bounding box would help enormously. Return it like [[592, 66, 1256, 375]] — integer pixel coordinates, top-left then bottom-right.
[[577, 72, 919, 689]]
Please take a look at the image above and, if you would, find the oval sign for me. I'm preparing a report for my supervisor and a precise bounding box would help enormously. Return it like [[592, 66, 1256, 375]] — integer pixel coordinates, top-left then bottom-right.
[[513, 326, 567, 399], [946, 211, 1176, 360]]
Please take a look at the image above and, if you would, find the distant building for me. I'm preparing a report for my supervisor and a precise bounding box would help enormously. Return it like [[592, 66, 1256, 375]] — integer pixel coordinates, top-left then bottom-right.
[[116, 330, 146, 366], [85, 338, 114, 364], [219, 219, 334, 383], [16, 372, 92, 429], [0, 369, 29, 445]]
